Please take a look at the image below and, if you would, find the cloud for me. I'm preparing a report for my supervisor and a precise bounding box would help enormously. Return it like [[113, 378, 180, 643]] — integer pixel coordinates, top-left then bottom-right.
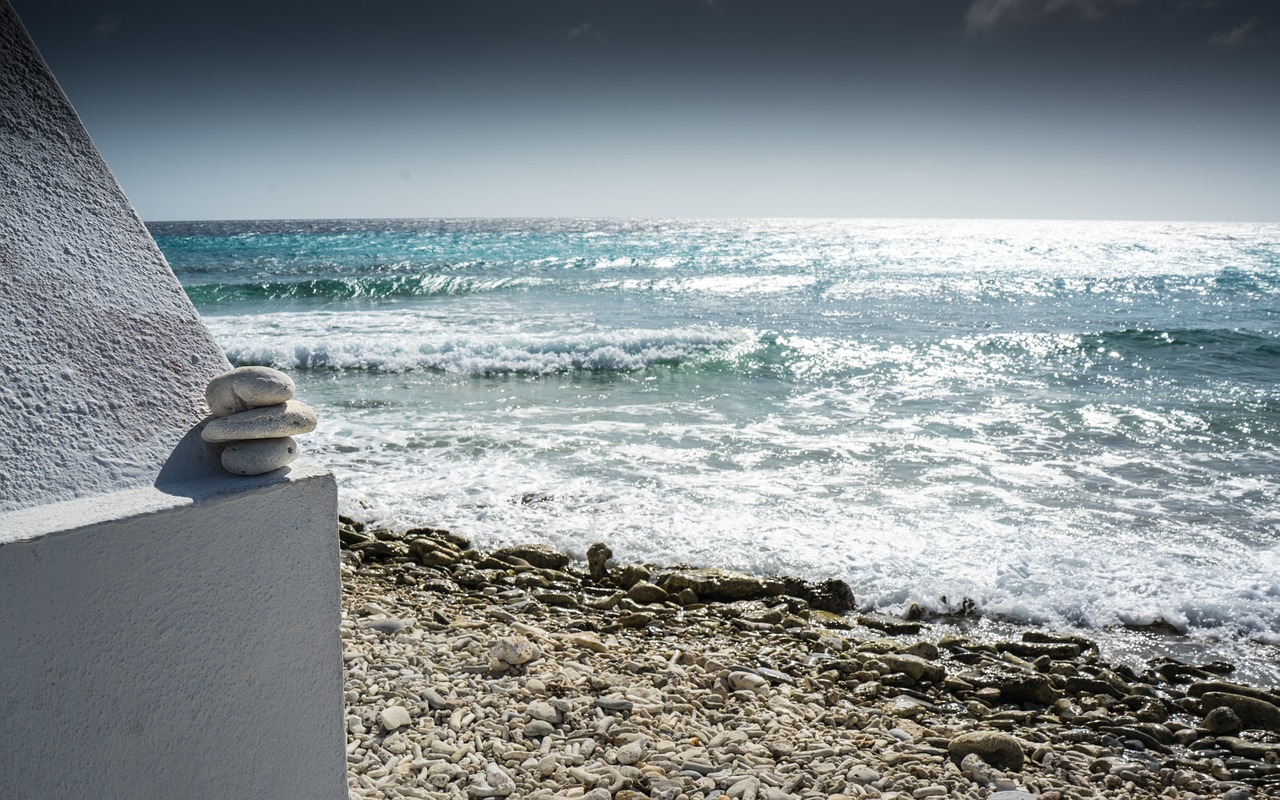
[[1208, 17, 1260, 46], [965, 0, 1128, 31]]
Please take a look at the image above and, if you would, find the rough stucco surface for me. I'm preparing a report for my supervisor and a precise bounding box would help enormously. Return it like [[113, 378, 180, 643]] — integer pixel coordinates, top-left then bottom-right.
[[0, 465, 346, 799], [0, 0, 231, 512]]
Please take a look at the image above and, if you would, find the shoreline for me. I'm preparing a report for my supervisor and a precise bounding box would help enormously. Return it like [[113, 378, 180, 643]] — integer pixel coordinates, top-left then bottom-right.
[[339, 521, 1280, 799]]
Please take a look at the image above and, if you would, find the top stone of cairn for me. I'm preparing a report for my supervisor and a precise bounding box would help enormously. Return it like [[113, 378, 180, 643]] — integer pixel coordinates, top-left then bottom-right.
[[206, 366, 295, 418]]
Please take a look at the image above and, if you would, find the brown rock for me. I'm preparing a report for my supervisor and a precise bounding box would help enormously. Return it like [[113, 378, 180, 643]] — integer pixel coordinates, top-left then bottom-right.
[[491, 543, 569, 571], [948, 731, 1025, 771]]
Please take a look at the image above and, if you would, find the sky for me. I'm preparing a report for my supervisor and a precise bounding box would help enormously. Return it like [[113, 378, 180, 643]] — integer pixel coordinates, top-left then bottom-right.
[[12, 0, 1280, 222]]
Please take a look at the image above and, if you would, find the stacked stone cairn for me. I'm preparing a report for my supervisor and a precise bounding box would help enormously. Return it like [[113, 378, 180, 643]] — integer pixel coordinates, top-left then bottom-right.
[[200, 366, 317, 476]]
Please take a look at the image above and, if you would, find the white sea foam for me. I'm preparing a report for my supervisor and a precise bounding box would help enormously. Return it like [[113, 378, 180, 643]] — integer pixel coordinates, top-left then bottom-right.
[[206, 311, 750, 374]]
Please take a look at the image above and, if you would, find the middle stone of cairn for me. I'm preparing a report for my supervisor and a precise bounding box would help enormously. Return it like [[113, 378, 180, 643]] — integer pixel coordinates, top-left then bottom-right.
[[201, 366, 318, 476]]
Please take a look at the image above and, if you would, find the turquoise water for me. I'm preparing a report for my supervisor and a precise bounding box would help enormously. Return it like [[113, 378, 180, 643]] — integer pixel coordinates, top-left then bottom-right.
[[155, 218, 1280, 674]]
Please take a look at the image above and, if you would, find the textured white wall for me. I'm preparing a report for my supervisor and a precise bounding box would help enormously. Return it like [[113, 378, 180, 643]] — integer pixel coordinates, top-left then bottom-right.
[[0, 464, 346, 800], [0, 6, 345, 798], [0, 0, 231, 513]]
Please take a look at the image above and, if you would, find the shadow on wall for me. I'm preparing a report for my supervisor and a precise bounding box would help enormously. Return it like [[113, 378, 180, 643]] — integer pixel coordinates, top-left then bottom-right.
[[154, 418, 298, 498]]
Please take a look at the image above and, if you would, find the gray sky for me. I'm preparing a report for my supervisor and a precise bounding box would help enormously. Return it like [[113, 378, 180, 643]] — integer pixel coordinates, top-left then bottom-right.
[[12, 0, 1280, 221]]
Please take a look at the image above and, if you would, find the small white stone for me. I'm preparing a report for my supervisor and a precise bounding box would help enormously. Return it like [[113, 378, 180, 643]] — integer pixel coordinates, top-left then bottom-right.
[[615, 739, 646, 765], [200, 400, 317, 443], [379, 705, 412, 731], [205, 366, 295, 417], [219, 436, 297, 476], [490, 636, 540, 667], [527, 700, 561, 723], [728, 670, 769, 693]]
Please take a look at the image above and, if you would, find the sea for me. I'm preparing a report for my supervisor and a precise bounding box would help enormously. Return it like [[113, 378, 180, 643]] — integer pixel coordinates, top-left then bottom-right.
[[152, 217, 1280, 682]]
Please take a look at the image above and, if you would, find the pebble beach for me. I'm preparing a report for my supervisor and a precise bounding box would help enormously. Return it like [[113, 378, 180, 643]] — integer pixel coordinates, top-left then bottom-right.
[[338, 522, 1280, 800]]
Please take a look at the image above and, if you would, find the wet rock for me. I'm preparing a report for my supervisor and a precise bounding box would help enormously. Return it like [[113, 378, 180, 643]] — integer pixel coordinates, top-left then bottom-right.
[[615, 564, 651, 589], [587, 541, 612, 581], [881, 653, 944, 683], [857, 613, 922, 635], [659, 568, 783, 602], [1204, 705, 1243, 735], [780, 576, 855, 613], [995, 673, 1058, 706], [404, 526, 470, 550], [948, 731, 1026, 771], [407, 539, 461, 568], [491, 544, 569, 571], [995, 640, 1082, 660], [1199, 692, 1280, 732], [1187, 681, 1280, 706]]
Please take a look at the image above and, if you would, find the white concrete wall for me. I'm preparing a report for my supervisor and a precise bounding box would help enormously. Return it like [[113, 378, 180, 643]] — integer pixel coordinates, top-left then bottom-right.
[[0, 0, 231, 513], [0, 4, 346, 797], [0, 463, 346, 800]]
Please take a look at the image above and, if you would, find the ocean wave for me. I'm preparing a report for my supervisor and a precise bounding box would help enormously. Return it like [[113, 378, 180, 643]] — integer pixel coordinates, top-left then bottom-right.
[[184, 274, 551, 304], [219, 327, 748, 375]]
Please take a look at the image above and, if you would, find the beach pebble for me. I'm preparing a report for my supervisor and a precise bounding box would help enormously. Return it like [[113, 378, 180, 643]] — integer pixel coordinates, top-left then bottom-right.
[[523, 719, 555, 738], [626, 581, 670, 605], [219, 436, 297, 475], [527, 700, 561, 723], [728, 670, 769, 693], [615, 739, 646, 765], [201, 400, 317, 443], [360, 617, 412, 635], [490, 635, 540, 667], [379, 705, 412, 731], [949, 731, 1025, 771], [205, 366, 295, 417]]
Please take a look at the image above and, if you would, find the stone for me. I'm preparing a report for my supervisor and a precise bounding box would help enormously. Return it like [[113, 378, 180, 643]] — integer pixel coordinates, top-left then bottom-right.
[[948, 731, 1025, 771], [527, 700, 561, 723], [846, 765, 880, 785], [200, 400, 317, 443], [626, 581, 670, 605], [205, 366, 295, 417], [587, 541, 612, 580], [490, 636, 540, 667], [360, 617, 412, 635], [995, 673, 1057, 706], [523, 719, 555, 737], [1199, 691, 1280, 732], [219, 436, 297, 476], [857, 613, 922, 635], [781, 576, 856, 613], [659, 568, 783, 602], [1203, 705, 1242, 735], [616, 739, 646, 765], [491, 544, 569, 571], [379, 705, 412, 731], [728, 671, 769, 693], [615, 564, 651, 589], [881, 653, 944, 683], [618, 612, 654, 628], [567, 632, 609, 653]]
